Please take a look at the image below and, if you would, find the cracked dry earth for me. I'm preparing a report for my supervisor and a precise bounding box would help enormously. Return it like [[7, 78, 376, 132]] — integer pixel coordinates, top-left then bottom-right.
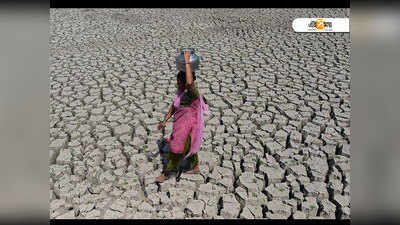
[[49, 9, 351, 219]]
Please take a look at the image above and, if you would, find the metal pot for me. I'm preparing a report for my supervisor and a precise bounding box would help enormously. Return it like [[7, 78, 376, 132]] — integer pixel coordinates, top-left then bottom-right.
[[175, 48, 200, 72]]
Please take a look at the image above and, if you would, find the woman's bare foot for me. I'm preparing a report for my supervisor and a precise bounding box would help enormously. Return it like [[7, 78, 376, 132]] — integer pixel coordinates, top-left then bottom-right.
[[185, 165, 200, 174], [155, 173, 169, 183]]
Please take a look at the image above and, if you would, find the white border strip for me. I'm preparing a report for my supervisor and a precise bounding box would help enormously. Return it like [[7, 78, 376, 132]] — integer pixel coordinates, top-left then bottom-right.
[[292, 18, 349, 33]]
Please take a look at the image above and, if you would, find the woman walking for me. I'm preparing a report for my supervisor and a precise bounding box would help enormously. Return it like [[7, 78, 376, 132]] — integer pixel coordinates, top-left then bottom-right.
[[155, 51, 209, 183]]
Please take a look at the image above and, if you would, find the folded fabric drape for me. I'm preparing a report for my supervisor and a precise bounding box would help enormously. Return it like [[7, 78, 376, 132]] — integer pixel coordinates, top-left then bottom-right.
[[168, 89, 209, 159]]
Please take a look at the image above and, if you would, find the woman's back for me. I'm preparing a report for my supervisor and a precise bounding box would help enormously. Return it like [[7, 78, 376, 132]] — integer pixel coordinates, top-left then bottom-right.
[[179, 87, 200, 108]]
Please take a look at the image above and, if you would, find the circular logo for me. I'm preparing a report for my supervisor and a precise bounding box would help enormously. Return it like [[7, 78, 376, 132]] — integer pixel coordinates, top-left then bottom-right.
[[315, 18, 325, 30]]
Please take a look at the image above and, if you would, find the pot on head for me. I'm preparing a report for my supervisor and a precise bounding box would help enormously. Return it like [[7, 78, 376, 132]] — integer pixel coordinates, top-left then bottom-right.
[[175, 48, 200, 72]]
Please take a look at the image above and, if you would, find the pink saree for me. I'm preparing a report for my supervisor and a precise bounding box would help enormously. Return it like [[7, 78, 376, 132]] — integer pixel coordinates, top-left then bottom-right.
[[168, 89, 209, 159]]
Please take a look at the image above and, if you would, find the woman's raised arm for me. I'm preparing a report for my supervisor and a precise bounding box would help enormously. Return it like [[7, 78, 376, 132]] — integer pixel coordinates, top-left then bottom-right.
[[184, 51, 195, 91]]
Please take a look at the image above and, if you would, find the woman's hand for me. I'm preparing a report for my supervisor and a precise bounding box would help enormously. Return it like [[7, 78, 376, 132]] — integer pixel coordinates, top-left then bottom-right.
[[159, 103, 175, 131], [157, 121, 166, 131], [184, 51, 191, 64]]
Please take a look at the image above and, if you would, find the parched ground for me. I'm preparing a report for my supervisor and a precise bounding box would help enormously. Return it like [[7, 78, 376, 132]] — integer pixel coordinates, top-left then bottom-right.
[[49, 8, 351, 219]]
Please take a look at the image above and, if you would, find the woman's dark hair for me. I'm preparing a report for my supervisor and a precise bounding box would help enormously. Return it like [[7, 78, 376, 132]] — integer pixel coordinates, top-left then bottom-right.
[[177, 71, 196, 84], [176, 71, 207, 104]]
